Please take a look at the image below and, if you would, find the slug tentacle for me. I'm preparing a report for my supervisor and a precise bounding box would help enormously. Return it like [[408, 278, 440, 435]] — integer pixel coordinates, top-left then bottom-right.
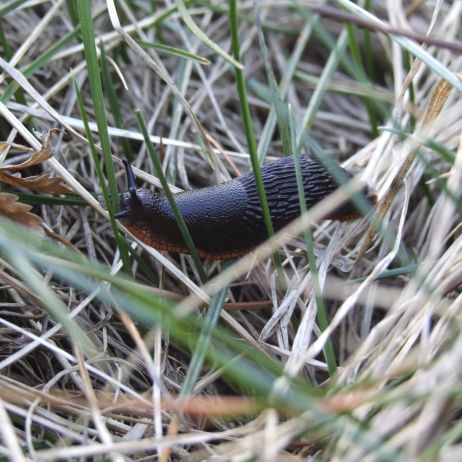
[[115, 160, 142, 219], [115, 155, 376, 260], [122, 158, 139, 200]]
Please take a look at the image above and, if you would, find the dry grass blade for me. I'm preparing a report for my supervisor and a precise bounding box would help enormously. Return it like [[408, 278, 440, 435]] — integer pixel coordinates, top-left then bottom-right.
[[306, 1, 462, 53], [0, 398, 27, 462], [0, 382, 260, 418], [355, 74, 460, 265], [422, 77, 459, 126]]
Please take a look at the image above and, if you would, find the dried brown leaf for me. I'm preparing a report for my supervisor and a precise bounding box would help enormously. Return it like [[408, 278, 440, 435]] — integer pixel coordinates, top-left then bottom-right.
[[0, 193, 41, 227], [0, 171, 73, 194], [0, 128, 59, 172]]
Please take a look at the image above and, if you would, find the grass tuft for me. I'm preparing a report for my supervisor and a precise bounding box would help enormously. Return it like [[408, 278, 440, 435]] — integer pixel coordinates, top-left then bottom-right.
[[0, 1, 462, 460]]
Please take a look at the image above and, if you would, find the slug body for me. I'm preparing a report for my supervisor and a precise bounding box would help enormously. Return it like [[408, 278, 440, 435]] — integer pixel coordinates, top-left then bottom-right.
[[116, 156, 374, 260]]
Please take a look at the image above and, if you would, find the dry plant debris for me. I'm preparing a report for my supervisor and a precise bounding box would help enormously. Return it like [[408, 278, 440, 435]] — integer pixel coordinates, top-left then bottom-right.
[[0, 192, 41, 228], [0, 129, 71, 227], [0, 1, 462, 461]]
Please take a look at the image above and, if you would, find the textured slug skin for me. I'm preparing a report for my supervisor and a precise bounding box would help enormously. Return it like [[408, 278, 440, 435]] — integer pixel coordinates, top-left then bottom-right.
[[117, 155, 374, 260]]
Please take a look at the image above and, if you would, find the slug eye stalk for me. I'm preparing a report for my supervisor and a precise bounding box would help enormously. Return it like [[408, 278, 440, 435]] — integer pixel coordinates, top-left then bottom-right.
[[122, 158, 138, 200], [114, 159, 140, 219]]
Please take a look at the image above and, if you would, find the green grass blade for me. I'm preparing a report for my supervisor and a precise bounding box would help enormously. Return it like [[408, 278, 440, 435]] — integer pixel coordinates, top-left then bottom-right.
[[363, 0, 375, 79], [73, 79, 109, 203], [404, 50, 416, 131], [16, 193, 87, 207], [290, 108, 337, 376], [298, 26, 348, 136], [76, 0, 131, 272], [135, 109, 207, 284], [257, 21, 313, 163], [296, 2, 388, 119], [0, 19, 30, 121], [99, 41, 134, 161], [4, 247, 97, 358], [0, 20, 13, 59], [253, 0, 291, 158], [294, 70, 393, 102], [175, 0, 243, 69], [229, 0, 283, 275], [65, 0, 79, 27], [344, 21, 379, 137], [76, 0, 117, 211], [0, 0, 28, 17], [138, 40, 210, 65], [181, 279, 230, 396], [74, 77, 133, 274]]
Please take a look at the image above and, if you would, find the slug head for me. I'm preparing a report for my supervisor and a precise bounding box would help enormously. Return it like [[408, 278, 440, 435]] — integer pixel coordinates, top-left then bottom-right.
[[114, 159, 166, 232], [115, 159, 163, 225]]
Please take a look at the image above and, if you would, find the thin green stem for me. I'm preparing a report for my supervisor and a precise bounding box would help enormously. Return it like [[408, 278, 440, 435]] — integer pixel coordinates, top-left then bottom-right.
[[345, 21, 379, 137], [135, 109, 207, 284], [181, 268, 230, 396], [229, 0, 284, 278], [99, 41, 135, 161], [290, 109, 337, 376], [76, 0, 131, 272]]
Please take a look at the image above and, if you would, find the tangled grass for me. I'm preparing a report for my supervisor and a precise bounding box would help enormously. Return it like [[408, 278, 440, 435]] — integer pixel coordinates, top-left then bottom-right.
[[1, 1, 462, 460]]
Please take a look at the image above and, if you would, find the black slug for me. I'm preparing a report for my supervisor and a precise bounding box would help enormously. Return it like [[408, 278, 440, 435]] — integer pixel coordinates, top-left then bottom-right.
[[115, 155, 376, 260]]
